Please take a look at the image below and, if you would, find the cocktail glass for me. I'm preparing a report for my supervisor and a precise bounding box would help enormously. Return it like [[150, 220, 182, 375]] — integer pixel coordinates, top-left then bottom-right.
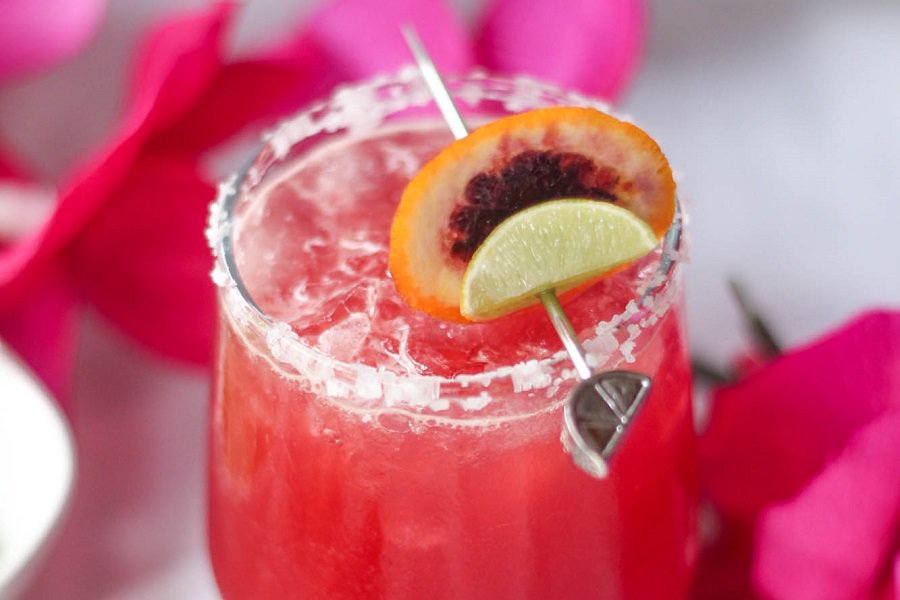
[[206, 69, 697, 600]]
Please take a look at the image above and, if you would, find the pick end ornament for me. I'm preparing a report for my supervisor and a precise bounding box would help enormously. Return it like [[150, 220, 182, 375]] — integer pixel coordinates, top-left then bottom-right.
[[563, 370, 652, 479]]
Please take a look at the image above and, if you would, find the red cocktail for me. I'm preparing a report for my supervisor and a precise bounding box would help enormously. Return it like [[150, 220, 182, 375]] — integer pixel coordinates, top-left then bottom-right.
[[207, 72, 697, 599]]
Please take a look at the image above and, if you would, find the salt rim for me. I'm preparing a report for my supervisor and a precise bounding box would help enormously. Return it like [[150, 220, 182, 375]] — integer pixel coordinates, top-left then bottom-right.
[[206, 67, 686, 418]]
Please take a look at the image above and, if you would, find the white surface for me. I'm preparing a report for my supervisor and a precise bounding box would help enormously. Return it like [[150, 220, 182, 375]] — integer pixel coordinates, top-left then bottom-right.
[[16, 314, 215, 600], [626, 0, 900, 367], [0, 1, 898, 599], [0, 344, 75, 600]]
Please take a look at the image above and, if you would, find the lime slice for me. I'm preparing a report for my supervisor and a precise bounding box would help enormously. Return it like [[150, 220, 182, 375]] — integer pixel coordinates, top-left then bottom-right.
[[460, 199, 659, 320]]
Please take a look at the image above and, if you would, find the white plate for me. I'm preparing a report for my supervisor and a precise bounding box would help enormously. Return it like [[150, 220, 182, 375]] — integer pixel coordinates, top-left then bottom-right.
[[0, 343, 75, 600]]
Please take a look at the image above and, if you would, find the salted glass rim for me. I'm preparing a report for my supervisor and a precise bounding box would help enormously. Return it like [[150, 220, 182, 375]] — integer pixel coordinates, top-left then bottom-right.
[[206, 66, 685, 418]]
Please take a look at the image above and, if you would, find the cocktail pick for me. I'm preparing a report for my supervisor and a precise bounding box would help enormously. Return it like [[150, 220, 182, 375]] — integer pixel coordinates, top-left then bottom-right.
[[401, 25, 652, 478]]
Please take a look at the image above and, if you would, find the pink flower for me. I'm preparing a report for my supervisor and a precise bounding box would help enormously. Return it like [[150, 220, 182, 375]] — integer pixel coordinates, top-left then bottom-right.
[[0, 0, 107, 400], [0, 0, 645, 401], [695, 310, 900, 600], [476, 0, 643, 100], [0, 0, 107, 82]]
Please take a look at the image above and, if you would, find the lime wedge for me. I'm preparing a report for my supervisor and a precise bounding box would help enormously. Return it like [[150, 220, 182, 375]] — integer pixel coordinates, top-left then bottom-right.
[[460, 199, 659, 321]]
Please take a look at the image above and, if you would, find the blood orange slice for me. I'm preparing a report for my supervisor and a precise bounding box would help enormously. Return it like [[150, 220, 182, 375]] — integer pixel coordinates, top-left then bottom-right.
[[389, 106, 675, 321]]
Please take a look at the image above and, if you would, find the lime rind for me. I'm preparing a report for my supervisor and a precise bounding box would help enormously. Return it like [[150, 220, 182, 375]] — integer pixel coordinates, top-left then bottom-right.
[[460, 199, 659, 321]]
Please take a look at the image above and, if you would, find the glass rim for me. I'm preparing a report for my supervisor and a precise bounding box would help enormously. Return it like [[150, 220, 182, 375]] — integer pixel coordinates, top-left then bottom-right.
[[207, 66, 686, 418]]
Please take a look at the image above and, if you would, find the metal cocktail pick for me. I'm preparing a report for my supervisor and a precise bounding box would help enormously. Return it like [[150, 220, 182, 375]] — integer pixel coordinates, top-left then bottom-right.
[[402, 26, 652, 478]]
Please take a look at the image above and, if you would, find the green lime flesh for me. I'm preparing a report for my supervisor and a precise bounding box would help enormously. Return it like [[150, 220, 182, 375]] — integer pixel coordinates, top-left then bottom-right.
[[460, 199, 659, 321]]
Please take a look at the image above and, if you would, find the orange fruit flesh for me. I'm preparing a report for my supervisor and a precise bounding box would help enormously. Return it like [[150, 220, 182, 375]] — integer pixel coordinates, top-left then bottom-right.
[[389, 106, 676, 322]]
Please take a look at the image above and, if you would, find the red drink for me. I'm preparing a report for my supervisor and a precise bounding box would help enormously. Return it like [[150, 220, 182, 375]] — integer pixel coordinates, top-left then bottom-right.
[[207, 73, 697, 599]]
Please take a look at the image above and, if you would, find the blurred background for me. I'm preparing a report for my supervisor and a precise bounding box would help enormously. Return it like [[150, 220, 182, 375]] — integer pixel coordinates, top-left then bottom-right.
[[1, 0, 897, 598]]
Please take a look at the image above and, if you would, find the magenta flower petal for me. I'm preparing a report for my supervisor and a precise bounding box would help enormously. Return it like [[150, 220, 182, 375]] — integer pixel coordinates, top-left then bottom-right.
[[0, 3, 238, 372], [123, 2, 232, 133], [156, 0, 477, 157], [0, 143, 33, 179], [0, 143, 75, 401], [700, 310, 900, 519], [753, 409, 900, 600], [69, 157, 215, 364], [277, 0, 473, 79], [892, 553, 900, 599], [0, 0, 107, 81], [147, 59, 315, 157], [689, 518, 759, 600], [0, 3, 234, 306], [0, 265, 76, 404], [474, 0, 643, 100]]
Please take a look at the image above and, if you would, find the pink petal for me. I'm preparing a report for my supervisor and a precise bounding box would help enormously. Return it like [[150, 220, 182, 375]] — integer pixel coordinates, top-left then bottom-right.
[[147, 59, 315, 156], [0, 264, 75, 405], [152, 0, 472, 158], [689, 517, 760, 600], [700, 310, 900, 519], [753, 408, 900, 600], [124, 2, 232, 133], [0, 144, 74, 401], [0, 3, 233, 307], [276, 0, 473, 80], [475, 0, 644, 100], [0, 0, 106, 81], [68, 156, 215, 365], [154, 0, 476, 158], [0, 142, 33, 179], [730, 347, 769, 379], [893, 552, 900, 600]]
